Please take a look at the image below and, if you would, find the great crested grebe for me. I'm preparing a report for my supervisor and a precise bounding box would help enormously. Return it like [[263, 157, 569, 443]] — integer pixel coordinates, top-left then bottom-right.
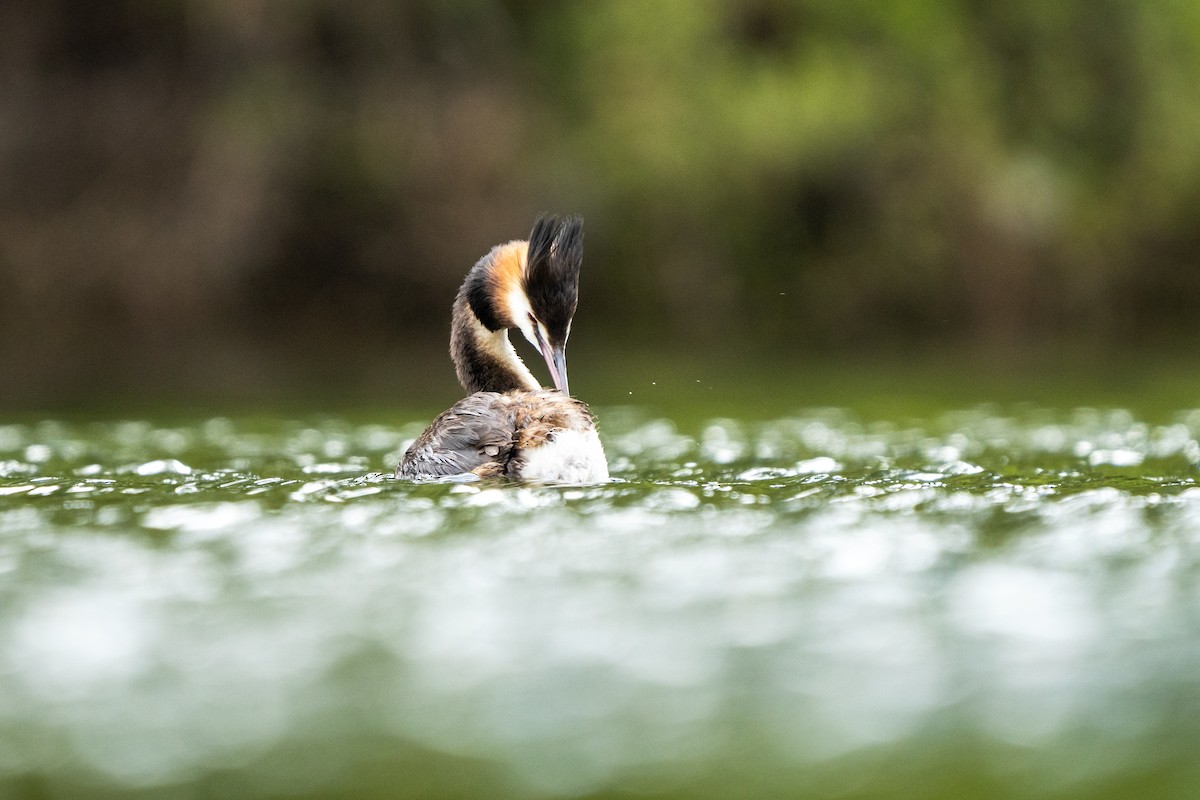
[[396, 215, 609, 483]]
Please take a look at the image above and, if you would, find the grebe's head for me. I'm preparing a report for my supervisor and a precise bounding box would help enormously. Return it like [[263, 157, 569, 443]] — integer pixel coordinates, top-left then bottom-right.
[[518, 215, 581, 394], [460, 215, 584, 394]]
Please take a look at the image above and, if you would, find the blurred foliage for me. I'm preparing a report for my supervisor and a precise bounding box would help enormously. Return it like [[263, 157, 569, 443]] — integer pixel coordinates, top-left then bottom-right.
[[2, 0, 1200, 404]]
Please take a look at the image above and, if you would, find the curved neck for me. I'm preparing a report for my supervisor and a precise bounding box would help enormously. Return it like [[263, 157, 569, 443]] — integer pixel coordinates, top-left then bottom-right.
[[450, 294, 540, 394]]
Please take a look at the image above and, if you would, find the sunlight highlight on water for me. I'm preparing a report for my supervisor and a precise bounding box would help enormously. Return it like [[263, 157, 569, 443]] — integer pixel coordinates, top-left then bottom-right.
[[2, 408, 1200, 798]]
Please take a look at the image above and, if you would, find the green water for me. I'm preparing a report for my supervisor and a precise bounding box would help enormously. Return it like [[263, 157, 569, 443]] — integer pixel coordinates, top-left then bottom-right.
[[3, 406, 1200, 799]]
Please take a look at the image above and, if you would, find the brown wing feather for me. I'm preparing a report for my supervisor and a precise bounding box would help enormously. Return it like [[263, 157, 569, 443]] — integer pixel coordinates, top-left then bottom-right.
[[396, 390, 598, 480], [498, 392, 597, 479], [396, 392, 517, 478]]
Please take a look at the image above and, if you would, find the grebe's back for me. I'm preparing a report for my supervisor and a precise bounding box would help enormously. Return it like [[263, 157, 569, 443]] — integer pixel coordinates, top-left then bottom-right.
[[397, 390, 607, 482], [396, 215, 609, 484]]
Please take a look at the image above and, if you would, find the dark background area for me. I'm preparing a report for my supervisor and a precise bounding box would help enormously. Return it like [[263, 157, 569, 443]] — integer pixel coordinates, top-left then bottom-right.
[[3, 1, 1200, 410]]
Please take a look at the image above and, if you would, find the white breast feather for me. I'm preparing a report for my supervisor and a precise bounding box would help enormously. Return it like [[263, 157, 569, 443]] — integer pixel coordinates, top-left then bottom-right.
[[517, 428, 609, 483]]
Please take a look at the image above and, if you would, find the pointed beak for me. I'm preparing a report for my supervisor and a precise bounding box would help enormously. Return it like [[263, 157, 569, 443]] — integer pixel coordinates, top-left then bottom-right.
[[540, 341, 569, 395], [544, 345, 566, 393]]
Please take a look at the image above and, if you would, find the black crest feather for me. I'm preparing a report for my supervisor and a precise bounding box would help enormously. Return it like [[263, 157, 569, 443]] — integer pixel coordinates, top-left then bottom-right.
[[524, 215, 583, 344]]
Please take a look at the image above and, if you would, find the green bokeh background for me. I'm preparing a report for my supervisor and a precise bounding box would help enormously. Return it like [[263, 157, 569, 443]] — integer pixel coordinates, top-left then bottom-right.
[[3, 1, 1200, 408]]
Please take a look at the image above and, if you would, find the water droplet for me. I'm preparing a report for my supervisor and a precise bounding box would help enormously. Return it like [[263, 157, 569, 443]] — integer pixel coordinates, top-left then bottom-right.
[[135, 459, 194, 476]]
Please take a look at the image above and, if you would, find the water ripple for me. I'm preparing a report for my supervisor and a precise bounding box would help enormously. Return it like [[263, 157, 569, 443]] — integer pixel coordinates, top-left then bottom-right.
[[1, 408, 1199, 797]]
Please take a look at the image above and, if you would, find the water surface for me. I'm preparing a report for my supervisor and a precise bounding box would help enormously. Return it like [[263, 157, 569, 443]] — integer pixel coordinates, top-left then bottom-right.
[[2, 407, 1200, 799]]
